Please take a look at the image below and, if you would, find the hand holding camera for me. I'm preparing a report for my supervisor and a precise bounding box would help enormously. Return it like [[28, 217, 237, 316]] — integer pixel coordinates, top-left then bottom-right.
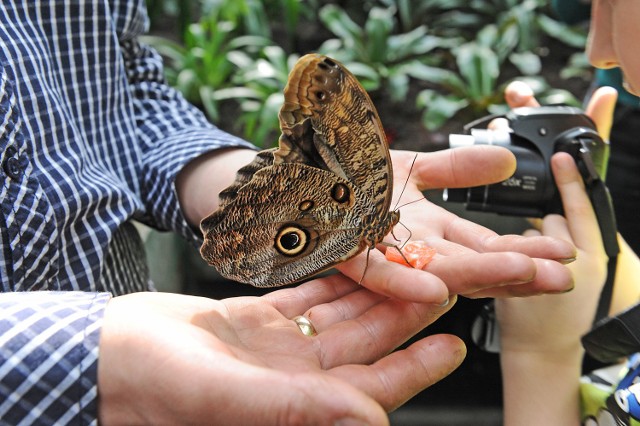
[[465, 83, 621, 355], [486, 82, 621, 350], [445, 84, 619, 271]]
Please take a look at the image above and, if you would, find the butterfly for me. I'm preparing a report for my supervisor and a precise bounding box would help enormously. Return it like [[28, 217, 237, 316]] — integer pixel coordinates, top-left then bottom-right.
[[199, 54, 399, 287]]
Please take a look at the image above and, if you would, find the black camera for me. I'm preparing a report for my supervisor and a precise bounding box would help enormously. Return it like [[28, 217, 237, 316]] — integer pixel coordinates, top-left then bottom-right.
[[454, 106, 621, 352], [444, 106, 608, 218]]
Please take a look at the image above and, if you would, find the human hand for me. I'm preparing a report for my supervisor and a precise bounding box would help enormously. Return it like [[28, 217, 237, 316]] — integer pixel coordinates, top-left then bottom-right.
[[98, 275, 464, 425], [335, 144, 577, 303], [496, 153, 608, 353], [495, 82, 618, 353], [491, 79, 627, 426]]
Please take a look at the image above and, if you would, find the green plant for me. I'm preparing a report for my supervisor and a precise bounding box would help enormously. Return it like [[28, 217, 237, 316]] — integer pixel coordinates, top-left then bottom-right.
[[216, 46, 299, 147], [415, 42, 581, 130], [200, 0, 271, 38], [317, 4, 459, 102], [415, 43, 499, 130], [146, 0, 195, 38], [198, 0, 319, 50], [412, 0, 588, 130], [143, 16, 272, 122], [373, 0, 468, 33]]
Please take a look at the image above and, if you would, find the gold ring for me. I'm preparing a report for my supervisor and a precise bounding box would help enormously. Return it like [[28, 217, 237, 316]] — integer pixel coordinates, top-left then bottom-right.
[[293, 315, 317, 336]]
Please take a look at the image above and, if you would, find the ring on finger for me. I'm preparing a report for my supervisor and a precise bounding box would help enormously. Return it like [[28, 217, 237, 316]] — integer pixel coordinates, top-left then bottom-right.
[[293, 315, 317, 336]]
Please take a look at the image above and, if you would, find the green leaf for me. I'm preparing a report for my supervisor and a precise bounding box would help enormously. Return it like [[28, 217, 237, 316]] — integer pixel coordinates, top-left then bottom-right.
[[537, 15, 588, 49], [141, 35, 186, 65], [509, 51, 542, 75], [199, 86, 219, 122], [319, 5, 362, 47], [364, 7, 394, 63], [455, 43, 499, 100], [539, 89, 581, 107], [560, 52, 592, 80], [417, 89, 469, 130], [211, 86, 259, 101], [387, 72, 410, 102], [400, 62, 465, 91], [341, 62, 381, 91]]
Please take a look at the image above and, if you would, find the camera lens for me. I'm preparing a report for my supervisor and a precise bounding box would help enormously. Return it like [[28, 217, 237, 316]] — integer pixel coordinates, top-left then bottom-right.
[[443, 188, 468, 203]]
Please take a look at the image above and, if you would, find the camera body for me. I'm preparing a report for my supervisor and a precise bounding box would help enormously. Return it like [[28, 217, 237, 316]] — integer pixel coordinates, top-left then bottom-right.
[[444, 106, 608, 217]]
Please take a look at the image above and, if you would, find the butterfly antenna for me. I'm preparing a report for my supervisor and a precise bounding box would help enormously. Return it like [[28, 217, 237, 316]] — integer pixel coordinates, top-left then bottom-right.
[[359, 248, 371, 285], [395, 196, 427, 211], [393, 153, 418, 210]]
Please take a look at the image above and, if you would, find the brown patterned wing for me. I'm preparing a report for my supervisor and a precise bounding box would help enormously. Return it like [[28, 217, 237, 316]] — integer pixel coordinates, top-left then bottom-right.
[[277, 54, 394, 224], [200, 163, 370, 287], [199, 54, 398, 287]]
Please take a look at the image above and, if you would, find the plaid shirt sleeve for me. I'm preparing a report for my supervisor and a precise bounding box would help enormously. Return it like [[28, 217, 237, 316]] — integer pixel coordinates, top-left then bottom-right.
[[113, 3, 255, 245], [0, 291, 110, 425]]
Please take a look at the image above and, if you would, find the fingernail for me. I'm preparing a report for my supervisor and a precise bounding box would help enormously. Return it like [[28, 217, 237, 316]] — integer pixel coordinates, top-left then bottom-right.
[[558, 257, 577, 265], [433, 296, 453, 308], [551, 285, 575, 294], [551, 287, 574, 294], [335, 418, 368, 426], [437, 298, 450, 308]]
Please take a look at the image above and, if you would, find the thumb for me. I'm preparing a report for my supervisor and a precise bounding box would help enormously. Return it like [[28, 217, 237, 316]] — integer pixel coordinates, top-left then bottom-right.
[[585, 86, 618, 141], [224, 368, 390, 425]]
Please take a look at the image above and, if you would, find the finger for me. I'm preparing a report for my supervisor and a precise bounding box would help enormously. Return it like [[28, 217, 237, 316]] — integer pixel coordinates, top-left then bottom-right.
[[527, 217, 543, 230], [393, 146, 516, 191], [504, 81, 540, 108], [539, 214, 572, 245], [302, 288, 388, 332], [584, 86, 618, 141], [551, 153, 604, 253], [330, 334, 466, 412], [203, 359, 390, 425], [523, 228, 542, 237], [424, 252, 538, 294], [487, 117, 511, 131], [318, 296, 457, 366], [264, 274, 361, 318], [467, 258, 574, 298], [336, 249, 450, 304], [441, 216, 577, 262]]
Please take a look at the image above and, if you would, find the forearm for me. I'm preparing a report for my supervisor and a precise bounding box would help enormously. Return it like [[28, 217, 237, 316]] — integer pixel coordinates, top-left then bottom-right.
[[610, 235, 640, 314], [176, 148, 258, 227], [501, 349, 583, 426]]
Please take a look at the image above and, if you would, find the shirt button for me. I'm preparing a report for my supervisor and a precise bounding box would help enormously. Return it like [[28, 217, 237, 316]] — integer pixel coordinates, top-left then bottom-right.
[[3, 148, 22, 180]]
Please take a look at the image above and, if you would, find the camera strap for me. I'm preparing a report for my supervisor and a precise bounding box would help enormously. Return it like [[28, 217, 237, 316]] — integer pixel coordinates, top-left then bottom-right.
[[577, 145, 620, 324]]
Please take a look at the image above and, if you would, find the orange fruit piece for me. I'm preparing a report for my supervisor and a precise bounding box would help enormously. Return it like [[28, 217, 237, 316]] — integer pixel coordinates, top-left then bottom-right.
[[385, 241, 436, 270]]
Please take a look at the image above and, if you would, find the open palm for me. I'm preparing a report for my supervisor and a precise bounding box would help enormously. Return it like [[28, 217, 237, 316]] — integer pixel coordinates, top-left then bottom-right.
[[97, 274, 464, 425]]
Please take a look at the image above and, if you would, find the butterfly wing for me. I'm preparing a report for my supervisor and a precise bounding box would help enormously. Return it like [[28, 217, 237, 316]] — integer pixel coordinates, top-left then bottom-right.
[[200, 163, 369, 287], [278, 54, 394, 221], [200, 54, 396, 287]]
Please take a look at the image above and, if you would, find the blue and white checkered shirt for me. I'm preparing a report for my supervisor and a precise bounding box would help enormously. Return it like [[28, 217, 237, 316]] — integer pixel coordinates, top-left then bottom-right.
[[0, 1, 253, 423]]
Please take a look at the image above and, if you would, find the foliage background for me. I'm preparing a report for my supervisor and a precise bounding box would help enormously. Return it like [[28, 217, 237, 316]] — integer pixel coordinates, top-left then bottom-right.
[[144, 0, 591, 150]]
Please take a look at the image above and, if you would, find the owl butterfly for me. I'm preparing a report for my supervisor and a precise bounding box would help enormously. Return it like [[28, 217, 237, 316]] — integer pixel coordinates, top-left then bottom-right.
[[200, 53, 399, 287]]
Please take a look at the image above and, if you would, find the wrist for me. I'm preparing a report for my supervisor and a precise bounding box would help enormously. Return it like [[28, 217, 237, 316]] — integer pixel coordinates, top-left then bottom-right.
[[500, 335, 585, 359], [501, 347, 583, 426], [176, 148, 256, 226]]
